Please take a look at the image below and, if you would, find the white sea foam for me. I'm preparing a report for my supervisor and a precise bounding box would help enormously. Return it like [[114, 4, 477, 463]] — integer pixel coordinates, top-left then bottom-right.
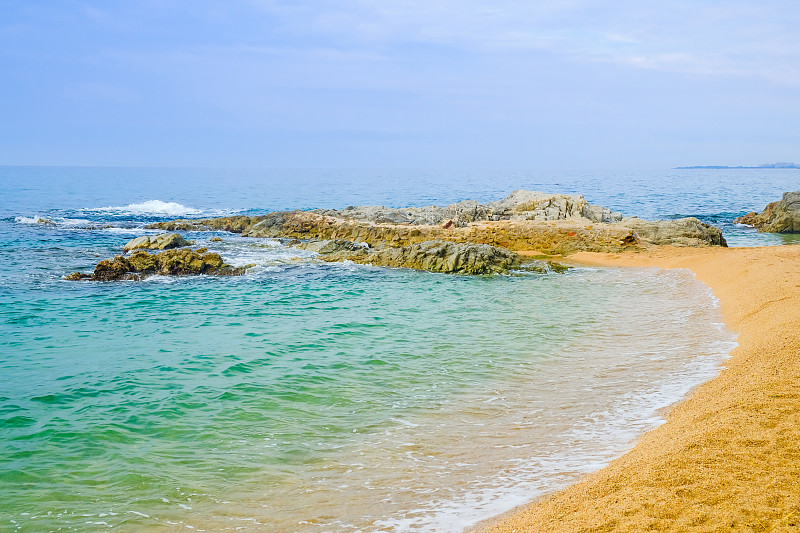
[[204, 238, 317, 270], [87, 200, 202, 216], [15, 215, 48, 224], [57, 217, 92, 227], [102, 227, 162, 235], [14, 215, 92, 227]]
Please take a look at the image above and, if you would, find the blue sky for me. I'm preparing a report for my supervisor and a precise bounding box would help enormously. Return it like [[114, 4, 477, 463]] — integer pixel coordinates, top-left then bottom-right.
[[1, 1, 798, 168]]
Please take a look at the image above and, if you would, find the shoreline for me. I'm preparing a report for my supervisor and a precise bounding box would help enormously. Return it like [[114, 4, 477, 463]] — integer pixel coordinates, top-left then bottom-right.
[[475, 244, 800, 532]]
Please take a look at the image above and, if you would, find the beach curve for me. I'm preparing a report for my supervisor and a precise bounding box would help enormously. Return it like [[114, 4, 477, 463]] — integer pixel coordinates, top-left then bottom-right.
[[475, 245, 800, 532]]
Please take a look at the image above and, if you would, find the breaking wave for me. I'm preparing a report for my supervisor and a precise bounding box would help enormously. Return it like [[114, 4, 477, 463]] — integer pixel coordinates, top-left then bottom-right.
[[86, 200, 202, 217], [14, 215, 49, 224]]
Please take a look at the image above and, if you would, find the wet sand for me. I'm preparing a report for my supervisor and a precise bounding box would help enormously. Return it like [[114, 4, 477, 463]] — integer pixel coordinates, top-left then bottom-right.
[[476, 245, 800, 532]]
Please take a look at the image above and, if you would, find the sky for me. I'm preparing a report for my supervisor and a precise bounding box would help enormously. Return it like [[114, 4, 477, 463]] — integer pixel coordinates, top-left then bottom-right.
[[1, 0, 799, 168]]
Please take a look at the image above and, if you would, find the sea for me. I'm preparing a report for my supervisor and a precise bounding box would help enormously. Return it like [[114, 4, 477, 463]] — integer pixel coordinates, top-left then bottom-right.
[[1, 166, 797, 532]]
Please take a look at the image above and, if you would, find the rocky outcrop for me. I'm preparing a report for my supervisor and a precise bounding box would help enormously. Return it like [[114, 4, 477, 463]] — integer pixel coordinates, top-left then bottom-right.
[[146, 191, 726, 257], [312, 200, 492, 227], [486, 190, 623, 223], [623, 217, 727, 247], [293, 238, 564, 275], [66, 248, 253, 281], [243, 211, 635, 254], [149, 216, 266, 233], [122, 233, 192, 252], [244, 210, 725, 253], [311, 190, 623, 228], [357, 241, 522, 275], [293, 238, 370, 255], [734, 192, 800, 233], [145, 191, 623, 233]]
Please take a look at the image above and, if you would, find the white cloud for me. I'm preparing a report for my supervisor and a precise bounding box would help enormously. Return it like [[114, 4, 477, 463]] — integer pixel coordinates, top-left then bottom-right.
[[243, 0, 800, 84]]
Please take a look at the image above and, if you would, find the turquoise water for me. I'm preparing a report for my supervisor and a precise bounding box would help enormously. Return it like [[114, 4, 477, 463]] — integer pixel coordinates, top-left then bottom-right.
[[0, 165, 786, 531]]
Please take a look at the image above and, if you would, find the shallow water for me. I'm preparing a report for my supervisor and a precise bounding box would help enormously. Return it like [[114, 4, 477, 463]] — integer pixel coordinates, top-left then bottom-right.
[[1, 258, 734, 531], [0, 165, 781, 531]]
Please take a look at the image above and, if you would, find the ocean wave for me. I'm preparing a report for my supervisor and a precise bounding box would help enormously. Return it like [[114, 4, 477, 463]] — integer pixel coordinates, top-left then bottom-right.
[[13, 215, 94, 227], [14, 215, 51, 224], [207, 240, 317, 268], [85, 200, 203, 217], [102, 227, 162, 235]]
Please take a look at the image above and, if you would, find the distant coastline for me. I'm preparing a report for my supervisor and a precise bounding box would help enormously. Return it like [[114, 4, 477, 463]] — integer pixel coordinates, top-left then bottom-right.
[[676, 162, 800, 169]]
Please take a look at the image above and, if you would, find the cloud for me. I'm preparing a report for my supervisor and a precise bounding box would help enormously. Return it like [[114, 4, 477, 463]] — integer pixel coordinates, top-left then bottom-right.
[[242, 0, 800, 84]]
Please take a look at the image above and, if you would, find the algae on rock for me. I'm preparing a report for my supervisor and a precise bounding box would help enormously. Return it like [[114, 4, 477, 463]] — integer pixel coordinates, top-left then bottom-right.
[[293, 238, 569, 275], [67, 248, 253, 281]]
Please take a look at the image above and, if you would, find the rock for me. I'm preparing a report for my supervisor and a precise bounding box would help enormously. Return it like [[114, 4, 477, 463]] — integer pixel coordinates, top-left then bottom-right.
[[310, 191, 620, 227], [297, 237, 572, 274], [210, 237, 223, 242], [315, 204, 444, 226], [442, 200, 493, 226], [487, 190, 623, 223], [123, 236, 150, 250], [623, 217, 727, 247], [532, 261, 571, 274], [733, 192, 800, 232], [299, 238, 522, 274], [620, 231, 638, 245], [147, 216, 265, 233], [152, 191, 726, 255], [243, 211, 646, 255], [362, 240, 521, 274], [67, 248, 254, 281], [734, 211, 761, 226], [64, 272, 91, 280], [122, 233, 193, 252], [294, 238, 370, 254]]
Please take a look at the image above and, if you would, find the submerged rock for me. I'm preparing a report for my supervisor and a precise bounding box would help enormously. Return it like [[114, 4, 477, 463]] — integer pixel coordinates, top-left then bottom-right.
[[67, 248, 253, 281], [734, 191, 800, 233], [122, 233, 193, 251]]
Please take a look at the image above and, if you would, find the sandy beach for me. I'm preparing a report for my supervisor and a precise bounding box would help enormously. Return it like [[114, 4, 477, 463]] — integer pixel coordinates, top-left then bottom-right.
[[476, 245, 800, 532]]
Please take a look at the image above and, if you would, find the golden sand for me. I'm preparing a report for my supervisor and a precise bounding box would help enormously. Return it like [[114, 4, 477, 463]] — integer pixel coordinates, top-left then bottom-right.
[[475, 245, 800, 532]]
